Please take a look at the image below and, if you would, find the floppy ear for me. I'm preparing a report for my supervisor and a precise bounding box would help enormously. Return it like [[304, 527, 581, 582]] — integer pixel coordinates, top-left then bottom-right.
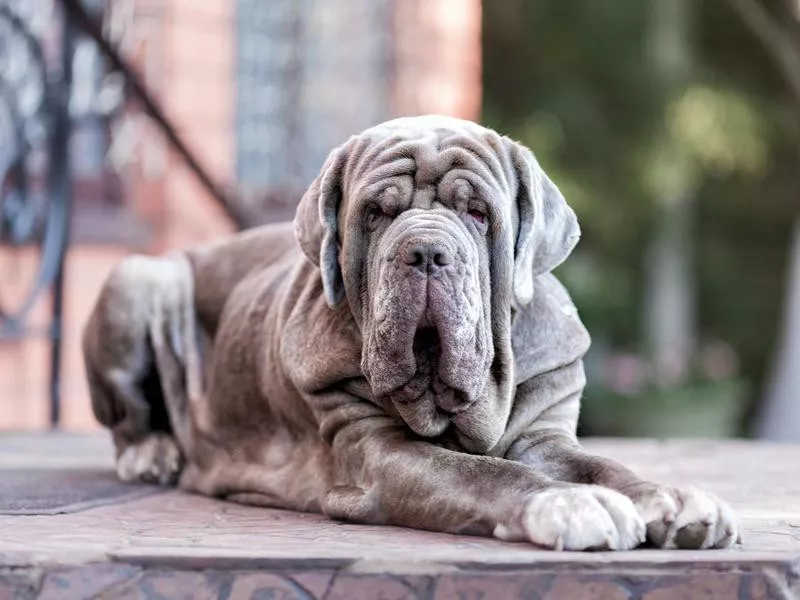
[[294, 145, 348, 308], [507, 139, 581, 308]]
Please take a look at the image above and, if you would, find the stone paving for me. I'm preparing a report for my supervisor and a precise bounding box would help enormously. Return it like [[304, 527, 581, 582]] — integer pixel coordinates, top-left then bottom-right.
[[0, 433, 798, 599]]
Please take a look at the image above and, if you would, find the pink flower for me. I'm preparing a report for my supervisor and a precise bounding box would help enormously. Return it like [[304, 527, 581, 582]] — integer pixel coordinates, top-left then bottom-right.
[[700, 341, 739, 381], [604, 353, 647, 396]]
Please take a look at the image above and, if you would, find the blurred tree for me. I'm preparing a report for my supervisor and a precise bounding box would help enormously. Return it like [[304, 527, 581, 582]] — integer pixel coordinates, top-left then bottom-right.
[[724, 0, 800, 440], [483, 0, 797, 436], [643, 0, 695, 386]]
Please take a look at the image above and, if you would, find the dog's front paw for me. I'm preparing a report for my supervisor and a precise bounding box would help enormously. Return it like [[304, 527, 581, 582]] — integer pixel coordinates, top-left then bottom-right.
[[628, 484, 738, 549], [495, 486, 646, 551], [116, 433, 183, 485]]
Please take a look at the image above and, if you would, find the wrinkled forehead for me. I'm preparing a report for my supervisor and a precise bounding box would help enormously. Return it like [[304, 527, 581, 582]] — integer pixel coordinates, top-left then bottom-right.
[[341, 117, 517, 205]]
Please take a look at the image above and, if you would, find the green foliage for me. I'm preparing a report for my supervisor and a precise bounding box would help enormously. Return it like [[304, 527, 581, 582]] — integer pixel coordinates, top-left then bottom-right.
[[580, 378, 748, 438], [666, 85, 767, 176], [483, 0, 798, 433]]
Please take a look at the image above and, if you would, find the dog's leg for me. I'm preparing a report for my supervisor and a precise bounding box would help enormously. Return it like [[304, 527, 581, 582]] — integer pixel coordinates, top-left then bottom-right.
[[312, 397, 646, 551], [505, 364, 739, 549], [102, 368, 182, 485], [83, 254, 195, 486], [86, 358, 181, 485], [82, 299, 152, 449], [83, 354, 126, 434], [510, 434, 739, 550], [116, 432, 182, 485], [104, 368, 151, 445]]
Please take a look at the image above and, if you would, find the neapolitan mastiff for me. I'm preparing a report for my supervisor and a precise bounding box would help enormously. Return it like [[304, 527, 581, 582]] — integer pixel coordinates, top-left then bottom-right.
[[83, 116, 738, 551]]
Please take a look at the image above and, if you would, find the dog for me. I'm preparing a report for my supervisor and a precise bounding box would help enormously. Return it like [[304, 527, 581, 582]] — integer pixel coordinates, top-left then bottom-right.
[[83, 116, 738, 551]]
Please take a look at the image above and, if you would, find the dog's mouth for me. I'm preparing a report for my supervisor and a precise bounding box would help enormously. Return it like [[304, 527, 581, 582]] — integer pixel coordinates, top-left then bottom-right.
[[384, 324, 472, 415], [413, 325, 440, 365]]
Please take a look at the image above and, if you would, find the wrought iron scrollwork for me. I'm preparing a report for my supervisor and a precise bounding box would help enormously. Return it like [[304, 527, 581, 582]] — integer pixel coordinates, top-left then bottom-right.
[[0, 1, 66, 336], [0, 0, 72, 426], [1, 0, 243, 426]]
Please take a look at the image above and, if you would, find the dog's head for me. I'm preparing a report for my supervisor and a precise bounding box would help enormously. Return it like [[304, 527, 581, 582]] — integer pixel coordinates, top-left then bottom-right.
[[294, 116, 580, 452]]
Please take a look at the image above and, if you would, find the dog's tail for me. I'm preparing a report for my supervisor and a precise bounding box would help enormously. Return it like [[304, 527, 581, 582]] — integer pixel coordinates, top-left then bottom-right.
[[147, 253, 208, 455]]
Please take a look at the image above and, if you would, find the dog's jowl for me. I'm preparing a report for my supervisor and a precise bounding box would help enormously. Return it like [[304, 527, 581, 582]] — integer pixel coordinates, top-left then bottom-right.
[[83, 116, 738, 551]]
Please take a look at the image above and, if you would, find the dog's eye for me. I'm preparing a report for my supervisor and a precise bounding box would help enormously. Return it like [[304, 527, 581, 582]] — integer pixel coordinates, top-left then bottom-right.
[[366, 207, 386, 231], [467, 209, 485, 224]]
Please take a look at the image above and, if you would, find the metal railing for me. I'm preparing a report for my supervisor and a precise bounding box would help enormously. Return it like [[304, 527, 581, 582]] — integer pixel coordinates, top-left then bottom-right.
[[0, 0, 243, 426], [0, 0, 72, 426]]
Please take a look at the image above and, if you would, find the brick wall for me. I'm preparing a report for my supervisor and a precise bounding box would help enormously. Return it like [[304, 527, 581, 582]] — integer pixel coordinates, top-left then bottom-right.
[[393, 0, 482, 119]]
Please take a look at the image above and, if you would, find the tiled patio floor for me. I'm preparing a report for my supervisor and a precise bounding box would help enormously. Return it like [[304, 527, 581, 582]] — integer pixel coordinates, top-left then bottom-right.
[[1, 433, 798, 599]]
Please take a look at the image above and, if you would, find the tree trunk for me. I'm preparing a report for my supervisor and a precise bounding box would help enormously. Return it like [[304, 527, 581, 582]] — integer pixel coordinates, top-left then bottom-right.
[[751, 0, 800, 439], [757, 219, 800, 440], [643, 0, 696, 384]]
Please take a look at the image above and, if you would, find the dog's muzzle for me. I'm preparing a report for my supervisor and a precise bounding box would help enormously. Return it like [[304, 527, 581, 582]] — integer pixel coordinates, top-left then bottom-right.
[[364, 211, 485, 430]]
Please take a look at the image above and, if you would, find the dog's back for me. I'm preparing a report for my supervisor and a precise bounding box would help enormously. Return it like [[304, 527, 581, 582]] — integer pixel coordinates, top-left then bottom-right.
[[186, 222, 300, 338]]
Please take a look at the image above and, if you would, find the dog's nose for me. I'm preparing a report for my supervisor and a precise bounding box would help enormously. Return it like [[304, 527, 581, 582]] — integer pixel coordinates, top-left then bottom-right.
[[402, 242, 453, 271]]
